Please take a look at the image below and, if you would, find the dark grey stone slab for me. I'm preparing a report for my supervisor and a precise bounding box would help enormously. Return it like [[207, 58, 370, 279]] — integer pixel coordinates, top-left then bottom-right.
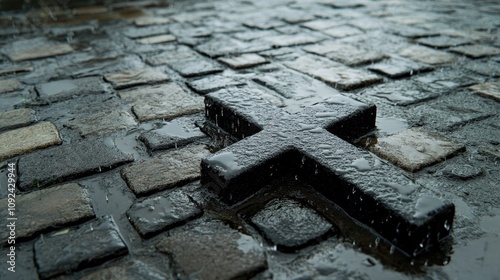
[[35, 76, 107, 102], [186, 75, 246, 94], [79, 260, 171, 280], [359, 80, 439, 106], [449, 44, 500, 58], [34, 215, 128, 279], [18, 139, 133, 191], [368, 58, 434, 79], [127, 190, 202, 238], [416, 36, 471, 48], [251, 198, 334, 250], [168, 59, 223, 78], [464, 61, 499, 77], [196, 35, 272, 58], [200, 86, 455, 256]]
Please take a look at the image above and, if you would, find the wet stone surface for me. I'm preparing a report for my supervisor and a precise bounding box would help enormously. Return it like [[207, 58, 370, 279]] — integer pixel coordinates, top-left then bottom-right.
[[303, 42, 386, 66], [187, 75, 246, 94], [441, 163, 483, 180], [368, 58, 434, 79], [36, 76, 107, 102], [122, 144, 210, 196], [415, 36, 471, 49], [0, 108, 36, 132], [468, 82, 500, 101], [156, 223, 267, 280], [0, 183, 94, 241], [104, 68, 170, 89], [34, 215, 127, 279], [369, 128, 466, 172], [399, 45, 458, 65], [168, 58, 223, 77], [449, 44, 500, 58], [0, 122, 61, 161], [64, 109, 138, 136], [127, 190, 202, 238], [137, 34, 176, 44], [0, 78, 23, 94], [218, 53, 268, 69], [18, 139, 133, 191], [2, 38, 73, 62], [79, 259, 171, 280], [251, 198, 334, 250]]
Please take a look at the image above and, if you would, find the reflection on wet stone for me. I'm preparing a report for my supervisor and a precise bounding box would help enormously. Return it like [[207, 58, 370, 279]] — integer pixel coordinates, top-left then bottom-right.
[[36, 77, 107, 102]]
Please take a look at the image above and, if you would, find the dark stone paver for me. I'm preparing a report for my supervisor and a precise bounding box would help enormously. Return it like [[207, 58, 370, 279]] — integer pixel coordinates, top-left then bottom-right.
[[34, 215, 128, 279], [18, 139, 133, 191], [196, 35, 272, 57], [0, 108, 36, 132], [303, 42, 386, 66], [168, 58, 223, 77], [79, 260, 171, 280], [156, 224, 267, 280], [187, 75, 246, 94], [359, 80, 439, 106], [35, 76, 107, 102], [0, 183, 94, 241], [464, 61, 499, 77], [146, 46, 201, 66], [416, 36, 471, 48], [127, 190, 202, 238], [200, 87, 454, 256], [122, 144, 209, 196], [251, 198, 334, 250], [368, 58, 434, 78]]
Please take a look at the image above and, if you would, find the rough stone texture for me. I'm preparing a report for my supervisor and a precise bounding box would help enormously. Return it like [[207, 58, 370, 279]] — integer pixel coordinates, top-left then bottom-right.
[[139, 115, 207, 152], [79, 260, 171, 280], [0, 78, 23, 94], [261, 34, 321, 47], [322, 25, 363, 38], [18, 139, 133, 191], [0, 183, 94, 241], [64, 109, 138, 136], [415, 36, 470, 48], [0, 64, 33, 76], [134, 16, 170, 26], [0, 108, 36, 132], [34, 216, 128, 279], [122, 144, 209, 196], [104, 68, 170, 89], [127, 190, 202, 237], [302, 19, 343, 31], [303, 42, 385, 66], [118, 83, 203, 121], [0, 122, 61, 161], [187, 75, 246, 94], [4, 42, 73, 62], [36, 76, 107, 102], [464, 61, 500, 77], [369, 128, 466, 172], [441, 164, 483, 180], [399, 45, 458, 65], [469, 82, 500, 101], [285, 55, 382, 90], [251, 198, 333, 250], [449, 44, 500, 58], [359, 80, 438, 106], [218, 54, 268, 69], [156, 225, 267, 280], [146, 46, 201, 66], [196, 35, 272, 57], [137, 34, 176, 44], [368, 58, 434, 78], [168, 59, 223, 77]]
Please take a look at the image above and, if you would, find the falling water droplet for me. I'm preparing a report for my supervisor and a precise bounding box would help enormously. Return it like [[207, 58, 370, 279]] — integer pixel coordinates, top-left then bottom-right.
[[390, 245, 396, 254]]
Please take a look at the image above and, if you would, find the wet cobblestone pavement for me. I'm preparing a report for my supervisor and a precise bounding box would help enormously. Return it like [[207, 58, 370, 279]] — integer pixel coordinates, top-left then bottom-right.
[[0, 0, 499, 279]]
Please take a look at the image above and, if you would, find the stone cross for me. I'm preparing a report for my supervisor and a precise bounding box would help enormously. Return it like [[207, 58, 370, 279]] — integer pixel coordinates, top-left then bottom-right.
[[200, 86, 454, 256]]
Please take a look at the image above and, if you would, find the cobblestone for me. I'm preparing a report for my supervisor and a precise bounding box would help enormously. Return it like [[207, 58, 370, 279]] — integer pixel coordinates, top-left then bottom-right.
[[168, 58, 223, 77], [0, 108, 36, 132], [34, 216, 127, 279], [187, 75, 246, 94], [449, 44, 500, 58], [218, 54, 268, 69], [136, 34, 176, 44], [0, 122, 61, 161], [79, 260, 171, 280], [36, 76, 107, 102], [399, 45, 458, 65], [64, 109, 138, 136], [368, 58, 433, 78], [469, 82, 500, 101], [104, 68, 170, 89], [304, 42, 386, 66], [0, 78, 22, 94], [415, 36, 471, 48], [2, 38, 73, 62], [0, 183, 94, 241]]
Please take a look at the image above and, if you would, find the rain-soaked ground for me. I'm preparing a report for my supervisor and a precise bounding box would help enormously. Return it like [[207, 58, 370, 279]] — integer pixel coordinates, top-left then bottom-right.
[[0, 0, 499, 279]]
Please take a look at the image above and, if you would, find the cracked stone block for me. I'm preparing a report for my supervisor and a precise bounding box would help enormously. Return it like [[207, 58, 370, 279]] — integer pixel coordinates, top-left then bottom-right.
[[0, 183, 94, 241], [0, 78, 22, 94], [0, 108, 36, 132], [368, 58, 434, 78], [196, 35, 272, 57], [134, 16, 170, 26], [301, 19, 344, 31], [18, 139, 133, 191], [261, 34, 321, 47], [469, 82, 500, 101], [104, 68, 170, 90], [122, 144, 209, 196], [3, 40, 73, 62], [118, 83, 203, 122], [369, 128, 466, 172], [79, 260, 170, 280], [156, 225, 266, 280], [146, 46, 201, 66], [36, 76, 107, 102], [34, 216, 128, 279], [399, 45, 458, 65], [0, 122, 61, 161], [323, 25, 363, 38], [124, 25, 169, 39], [285, 55, 382, 90], [127, 190, 202, 237], [168, 59, 223, 77], [464, 61, 499, 77], [303, 42, 386, 66], [251, 198, 334, 250], [137, 34, 176, 44], [218, 54, 267, 69], [187, 75, 246, 94], [416, 36, 471, 48], [139, 115, 206, 152], [200, 87, 455, 256], [449, 44, 500, 58], [65, 109, 137, 136]]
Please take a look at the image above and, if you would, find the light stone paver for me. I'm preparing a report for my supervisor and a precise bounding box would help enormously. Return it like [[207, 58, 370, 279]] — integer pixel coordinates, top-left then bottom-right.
[[0, 183, 94, 241], [137, 34, 176, 44], [399, 45, 458, 65], [369, 128, 466, 172], [449, 44, 500, 58], [0, 78, 23, 94], [104, 68, 170, 89], [0, 122, 61, 161], [468, 82, 500, 101], [122, 144, 210, 195], [218, 54, 267, 69], [0, 108, 36, 132], [6, 43, 73, 62], [118, 83, 203, 121], [303, 42, 385, 66], [64, 109, 138, 136], [134, 16, 170, 26]]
